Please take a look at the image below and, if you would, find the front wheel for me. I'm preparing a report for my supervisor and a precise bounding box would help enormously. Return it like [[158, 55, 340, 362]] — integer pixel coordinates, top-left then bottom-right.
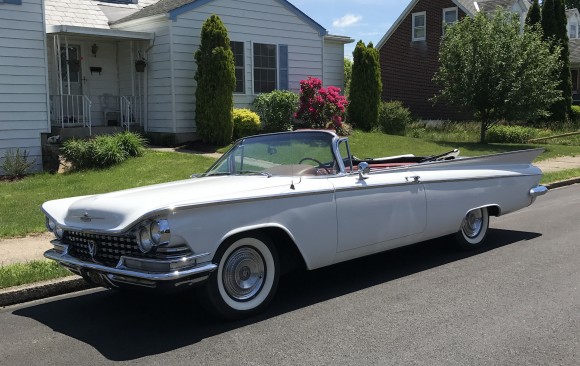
[[455, 207, 489, 249], [200, 234, 279, 320]]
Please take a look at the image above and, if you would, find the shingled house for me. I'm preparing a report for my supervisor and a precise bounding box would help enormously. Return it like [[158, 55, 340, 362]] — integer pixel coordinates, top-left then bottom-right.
[[376, 0, 531, 120]]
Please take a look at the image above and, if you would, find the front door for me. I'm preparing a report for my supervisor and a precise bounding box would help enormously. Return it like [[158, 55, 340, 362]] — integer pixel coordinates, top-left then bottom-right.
[[60, 45, 83, 95]]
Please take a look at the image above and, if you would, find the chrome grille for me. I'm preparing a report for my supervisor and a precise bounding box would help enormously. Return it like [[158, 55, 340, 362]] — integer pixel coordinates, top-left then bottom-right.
[[63, 231, 191, 267]]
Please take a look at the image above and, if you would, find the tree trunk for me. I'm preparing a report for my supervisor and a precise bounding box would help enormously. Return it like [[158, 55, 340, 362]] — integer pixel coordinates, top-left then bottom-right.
[[479, 119, 488, 144]]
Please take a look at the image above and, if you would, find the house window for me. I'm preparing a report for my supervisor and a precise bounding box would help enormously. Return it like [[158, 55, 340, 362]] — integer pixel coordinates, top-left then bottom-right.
[[443, 7, 458, 35], [412, 12, 426, 41], [231, 41, 245, 93], [254, 43, 277, 93], [570, 24, 578, 39]]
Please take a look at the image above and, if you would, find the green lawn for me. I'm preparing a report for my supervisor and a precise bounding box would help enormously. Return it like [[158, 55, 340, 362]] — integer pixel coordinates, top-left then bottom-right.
[[1, 131, 578, 239], [0, 260, 72, 289]]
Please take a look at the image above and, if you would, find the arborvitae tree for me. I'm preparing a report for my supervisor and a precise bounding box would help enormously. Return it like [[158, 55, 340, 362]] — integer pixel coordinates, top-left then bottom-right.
[[526, 0, 542, 26], [348, 41, 382, 131], [542, 0, 557, 41], [343, 57, 352, 97], [554, 0, 572, 120], [564, 0, 580, 9], [194, 15, 235, 145]]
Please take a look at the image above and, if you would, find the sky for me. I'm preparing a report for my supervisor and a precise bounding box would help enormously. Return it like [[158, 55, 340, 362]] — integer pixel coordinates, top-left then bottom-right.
[[287, 0, 413, 58]]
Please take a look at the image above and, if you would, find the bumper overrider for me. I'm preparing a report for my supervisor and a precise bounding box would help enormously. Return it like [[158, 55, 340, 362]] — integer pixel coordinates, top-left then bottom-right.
[[44, 241, 217, 290]]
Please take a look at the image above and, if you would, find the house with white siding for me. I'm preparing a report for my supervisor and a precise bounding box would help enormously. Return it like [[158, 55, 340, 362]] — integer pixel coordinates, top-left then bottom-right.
[[0, 0, 50, 174], [0, 0, 352, 173]]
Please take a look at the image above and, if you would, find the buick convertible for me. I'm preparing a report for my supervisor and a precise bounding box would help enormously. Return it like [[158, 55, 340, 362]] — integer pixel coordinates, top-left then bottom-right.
[[43, 130, 547, 319]]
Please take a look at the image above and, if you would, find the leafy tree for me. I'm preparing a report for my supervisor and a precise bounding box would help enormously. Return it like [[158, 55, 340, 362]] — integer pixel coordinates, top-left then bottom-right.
[[344, 58, 352, 97], [433, 9, 562, 143], [526, 0, 541, 26], [348, 41, 382, 131], [194, 15, 236, 145]]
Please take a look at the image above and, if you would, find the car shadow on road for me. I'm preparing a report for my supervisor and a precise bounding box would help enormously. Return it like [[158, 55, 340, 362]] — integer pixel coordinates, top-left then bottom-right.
[[13, 228, 540, 361]]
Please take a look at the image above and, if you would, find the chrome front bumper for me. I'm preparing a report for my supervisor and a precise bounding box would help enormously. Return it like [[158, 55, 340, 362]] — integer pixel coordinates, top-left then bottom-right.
[[44, 243, 217, 289], [529, 185, 548, 198]]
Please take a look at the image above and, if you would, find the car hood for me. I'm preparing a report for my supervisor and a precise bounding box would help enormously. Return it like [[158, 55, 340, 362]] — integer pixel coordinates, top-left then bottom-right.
[[42, 175, 297, 233]]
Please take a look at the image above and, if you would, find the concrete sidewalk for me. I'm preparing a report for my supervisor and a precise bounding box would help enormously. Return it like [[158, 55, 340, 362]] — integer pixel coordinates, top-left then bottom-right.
[[1, 155, 579, 307]]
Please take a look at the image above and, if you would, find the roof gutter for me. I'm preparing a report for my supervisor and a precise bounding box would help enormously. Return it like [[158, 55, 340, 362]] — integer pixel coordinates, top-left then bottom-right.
[[46, 25, 153, 40], [324, 34, 355, 44]]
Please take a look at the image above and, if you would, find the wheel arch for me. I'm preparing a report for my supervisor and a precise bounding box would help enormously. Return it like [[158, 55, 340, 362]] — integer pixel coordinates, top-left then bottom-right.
[[218, 224, 308, 274]]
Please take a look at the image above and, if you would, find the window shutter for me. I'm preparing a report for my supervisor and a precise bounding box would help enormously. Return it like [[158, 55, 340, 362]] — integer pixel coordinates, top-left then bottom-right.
[[279, 44, 288, 90]]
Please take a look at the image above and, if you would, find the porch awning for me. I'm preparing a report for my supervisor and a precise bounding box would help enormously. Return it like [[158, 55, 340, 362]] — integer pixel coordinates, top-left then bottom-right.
[[46, 25, 153, 41]]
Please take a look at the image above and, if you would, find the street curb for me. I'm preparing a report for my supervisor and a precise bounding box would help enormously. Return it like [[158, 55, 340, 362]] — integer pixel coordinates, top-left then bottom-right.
[[545, 177, 580, 190], [0, 276, 95, 307], [1, 177, 578, 308]]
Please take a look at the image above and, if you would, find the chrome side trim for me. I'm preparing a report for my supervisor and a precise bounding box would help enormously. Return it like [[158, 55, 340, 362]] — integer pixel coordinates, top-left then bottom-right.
[[44, 249, 217, 281], [529, 185, 548, 197]]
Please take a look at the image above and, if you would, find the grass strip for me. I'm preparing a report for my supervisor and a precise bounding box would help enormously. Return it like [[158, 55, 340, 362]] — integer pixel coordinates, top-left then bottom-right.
[[542, 168, 580, 185], [0, 260, 72, 289]]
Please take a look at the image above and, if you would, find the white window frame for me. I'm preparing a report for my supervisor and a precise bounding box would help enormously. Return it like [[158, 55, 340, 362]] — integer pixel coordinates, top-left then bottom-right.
[[570, 24, 578, 39], [412, 12, 426, 42], [230, 40, 245, 94], [442, 7, 458, 35], [252, 42, 278, 94]]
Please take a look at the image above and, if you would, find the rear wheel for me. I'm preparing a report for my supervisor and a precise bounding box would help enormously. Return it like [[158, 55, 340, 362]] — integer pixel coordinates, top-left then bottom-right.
[[455, 207, 489, 249], [200, 234, 279, 320]]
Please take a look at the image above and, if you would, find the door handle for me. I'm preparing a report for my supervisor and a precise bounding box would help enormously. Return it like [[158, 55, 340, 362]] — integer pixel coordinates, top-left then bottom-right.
[[405, 175, 421, 183]]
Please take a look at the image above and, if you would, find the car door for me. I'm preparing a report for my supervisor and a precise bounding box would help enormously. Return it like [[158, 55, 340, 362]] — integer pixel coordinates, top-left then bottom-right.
[[331, 157, 427, 253]]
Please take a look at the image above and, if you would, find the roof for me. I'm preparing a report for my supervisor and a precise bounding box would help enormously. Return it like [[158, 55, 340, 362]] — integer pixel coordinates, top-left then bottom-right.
[[45, 0, 159, 29], [111, 0, 328, 36], [377, 0, 531, 50]]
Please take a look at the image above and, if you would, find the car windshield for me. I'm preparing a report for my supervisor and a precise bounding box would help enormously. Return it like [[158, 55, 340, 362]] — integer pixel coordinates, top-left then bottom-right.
[[204, 131, 339, 177]]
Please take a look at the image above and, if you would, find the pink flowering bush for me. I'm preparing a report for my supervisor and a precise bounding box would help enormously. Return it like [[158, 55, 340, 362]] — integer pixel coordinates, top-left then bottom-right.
[[295, 77, 349, 134]]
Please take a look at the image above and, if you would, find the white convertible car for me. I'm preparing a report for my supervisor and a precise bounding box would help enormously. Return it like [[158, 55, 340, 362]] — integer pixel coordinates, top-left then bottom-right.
[[43, 130, 547, 318]]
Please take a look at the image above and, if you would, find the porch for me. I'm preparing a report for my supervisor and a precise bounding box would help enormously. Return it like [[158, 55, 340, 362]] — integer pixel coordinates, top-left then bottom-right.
[[46, 26, 153, 136]]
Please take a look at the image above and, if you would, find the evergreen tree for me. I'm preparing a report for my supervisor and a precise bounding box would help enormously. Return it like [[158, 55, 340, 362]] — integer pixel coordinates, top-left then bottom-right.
[[564, 0, 580, 10], [348, 41, 382, 131], [554, 0, 572, 120], [541, 0, 557, 41], [194, 15, 236, 145], [526, 0, 542, 26]]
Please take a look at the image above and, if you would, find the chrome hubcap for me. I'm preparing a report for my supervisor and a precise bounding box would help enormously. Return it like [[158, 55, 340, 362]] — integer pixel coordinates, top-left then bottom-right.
[[462, 209, 483, 238], [223, 247, 265, 301]]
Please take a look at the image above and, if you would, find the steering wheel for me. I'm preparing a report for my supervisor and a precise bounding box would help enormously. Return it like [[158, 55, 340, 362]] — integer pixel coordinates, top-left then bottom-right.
[[299, 157, 331, 174]]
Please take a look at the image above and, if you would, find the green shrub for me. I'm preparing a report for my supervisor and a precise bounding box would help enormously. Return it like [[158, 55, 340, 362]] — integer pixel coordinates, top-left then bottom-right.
[[377, 101, 413, 136], [487, 125, 539, 143], [91, 135, 129, 168], [1, 148, 35, 177], [571, 105, 580, 123], [252, 90, 299, 132], [61, 132, 146, 170], [233, 109, 261, 139], [114, 132, 147, 157]]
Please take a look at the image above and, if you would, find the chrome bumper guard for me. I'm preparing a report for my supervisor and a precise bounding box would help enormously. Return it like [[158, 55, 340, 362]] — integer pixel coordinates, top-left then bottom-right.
[[44, 242, 217, 288], [529, 185, 548, 198]]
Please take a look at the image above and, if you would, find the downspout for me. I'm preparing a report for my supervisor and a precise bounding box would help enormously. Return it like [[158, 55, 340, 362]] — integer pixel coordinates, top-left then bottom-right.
[[169, 21, 177, 134]]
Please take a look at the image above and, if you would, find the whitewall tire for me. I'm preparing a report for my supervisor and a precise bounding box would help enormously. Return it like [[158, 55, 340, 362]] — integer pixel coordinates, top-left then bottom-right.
[[201, 234, 279, 319], [455, 207, 490, 249]]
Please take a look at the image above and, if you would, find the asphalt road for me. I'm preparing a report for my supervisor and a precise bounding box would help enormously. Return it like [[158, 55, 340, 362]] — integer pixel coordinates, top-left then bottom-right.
[[1, 185, 579, 366]]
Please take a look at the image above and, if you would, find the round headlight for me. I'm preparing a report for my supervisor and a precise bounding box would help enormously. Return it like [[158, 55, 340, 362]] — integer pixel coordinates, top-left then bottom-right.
[[150, 219, 170, 245], [138, 226, 154, 253], [55, 225, 64, 239], [46, 217, 56, 232]]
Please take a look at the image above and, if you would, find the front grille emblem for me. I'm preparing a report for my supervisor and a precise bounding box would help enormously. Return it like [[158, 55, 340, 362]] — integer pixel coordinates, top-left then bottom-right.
[[87, 240, 98, 258]]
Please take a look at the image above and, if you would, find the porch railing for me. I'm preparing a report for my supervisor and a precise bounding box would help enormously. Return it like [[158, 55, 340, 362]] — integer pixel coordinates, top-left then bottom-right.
[[50, 94, 92, 135], [120, 95, 143, 131]]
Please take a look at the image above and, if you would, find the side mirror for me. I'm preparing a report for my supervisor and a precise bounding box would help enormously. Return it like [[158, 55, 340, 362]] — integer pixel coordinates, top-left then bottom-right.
[[358, 162, 370, 180]]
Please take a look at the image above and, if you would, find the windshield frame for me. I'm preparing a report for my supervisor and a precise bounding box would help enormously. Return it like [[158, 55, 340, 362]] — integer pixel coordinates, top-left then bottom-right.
[[202, 130, 350, 177]]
